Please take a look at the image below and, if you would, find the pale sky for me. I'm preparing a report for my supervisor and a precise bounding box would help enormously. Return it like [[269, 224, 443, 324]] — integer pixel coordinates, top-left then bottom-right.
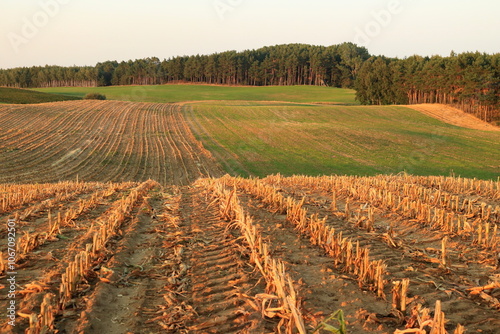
[[1, 0, 499, 69]]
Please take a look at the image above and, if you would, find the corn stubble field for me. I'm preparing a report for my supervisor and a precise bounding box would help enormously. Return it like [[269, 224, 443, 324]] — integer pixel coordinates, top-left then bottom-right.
[[0, 99, 499, 334]]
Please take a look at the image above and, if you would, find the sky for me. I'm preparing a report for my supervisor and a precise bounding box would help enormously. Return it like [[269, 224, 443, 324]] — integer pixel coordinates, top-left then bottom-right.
[[1, 0, 500, 69]]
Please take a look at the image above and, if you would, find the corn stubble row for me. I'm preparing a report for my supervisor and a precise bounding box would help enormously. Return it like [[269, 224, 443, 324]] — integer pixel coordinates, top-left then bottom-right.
[[8, 173, 479, 333], [359, 176, 499, 225], [2, 181, 108, 232], [200, 178, 307, 334], [24, 180, 157, 334], [224, 175, 386, 297], [15, 183, 130, 258], [265, 174, 499, 219], [266, 175, 499, 251], [220, 175, 466, 334], [396, 174, 500, 200], [345, 181, 498, 250], [358, 175, 499, 218], [0, 181, 102, 215]]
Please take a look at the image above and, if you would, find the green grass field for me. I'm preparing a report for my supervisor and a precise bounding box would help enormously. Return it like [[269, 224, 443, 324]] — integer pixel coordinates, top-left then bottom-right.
[[184, 101, 500, 179], [35, 85, 358, 104], [0, 87, 81, 104]]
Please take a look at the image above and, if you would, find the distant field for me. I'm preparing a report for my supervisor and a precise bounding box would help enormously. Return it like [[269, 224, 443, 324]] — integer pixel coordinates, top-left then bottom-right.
[[184, 101, 500, 179], [35, 84, 358, 104], [8, 85, 500, 180], [0, 87, 81, 104], [0, 100, 221, 184]]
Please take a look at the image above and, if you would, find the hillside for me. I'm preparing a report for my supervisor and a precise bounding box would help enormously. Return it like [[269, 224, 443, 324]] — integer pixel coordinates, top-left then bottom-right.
[[0, 87, 81, 104], [184, 101, 500, 179], [406, 104, 500, 132], [1, 94, 498, 183], [0, 100, 222, 184]]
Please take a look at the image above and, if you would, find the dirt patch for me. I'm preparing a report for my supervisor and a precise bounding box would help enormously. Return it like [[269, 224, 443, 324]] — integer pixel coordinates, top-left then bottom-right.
[[405, 104, 500, 132]]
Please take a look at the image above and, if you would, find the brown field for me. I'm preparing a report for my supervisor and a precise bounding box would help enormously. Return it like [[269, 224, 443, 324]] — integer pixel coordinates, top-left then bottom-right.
[[0, 174, 499, 333], [0, 100, 222, 185], [405, 104, 500, 132]]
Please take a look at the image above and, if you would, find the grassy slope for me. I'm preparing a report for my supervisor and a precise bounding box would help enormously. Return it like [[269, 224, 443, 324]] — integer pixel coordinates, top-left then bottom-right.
[[35, 85, 358, 104], [0, 87, 81, 104], [185, 101, 500, 179]]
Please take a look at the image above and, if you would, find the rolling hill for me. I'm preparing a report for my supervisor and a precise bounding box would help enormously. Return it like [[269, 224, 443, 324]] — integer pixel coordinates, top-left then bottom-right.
[[0, 87, 81, 104], [184, 101, 500, 179]]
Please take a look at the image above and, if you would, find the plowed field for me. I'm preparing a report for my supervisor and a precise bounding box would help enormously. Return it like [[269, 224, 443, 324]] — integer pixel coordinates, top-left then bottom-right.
[[0, 100, 222, 185]]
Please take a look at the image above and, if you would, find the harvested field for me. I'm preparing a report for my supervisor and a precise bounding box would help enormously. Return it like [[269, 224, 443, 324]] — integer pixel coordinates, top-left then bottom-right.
[[0, 100, 222, 185], [2, 97, 498, 183], [1, 97, 499, 333], [1, 175, 498, 333]]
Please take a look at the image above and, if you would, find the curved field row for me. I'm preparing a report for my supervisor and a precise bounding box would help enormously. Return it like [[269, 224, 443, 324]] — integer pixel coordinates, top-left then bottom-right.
[[0, 101, 223, 185], [0, 101, 105, 171]]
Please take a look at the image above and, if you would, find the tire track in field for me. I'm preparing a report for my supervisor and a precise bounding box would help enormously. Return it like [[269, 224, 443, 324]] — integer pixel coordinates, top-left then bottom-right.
[[178, 186, 269, 333]]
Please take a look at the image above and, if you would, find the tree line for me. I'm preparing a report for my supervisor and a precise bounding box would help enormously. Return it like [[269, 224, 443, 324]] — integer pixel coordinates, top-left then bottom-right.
[[1, 43, 499, 122], [355, 52, 500, 122], [0, 66, 97, 88], [0, 43, 369, 89]]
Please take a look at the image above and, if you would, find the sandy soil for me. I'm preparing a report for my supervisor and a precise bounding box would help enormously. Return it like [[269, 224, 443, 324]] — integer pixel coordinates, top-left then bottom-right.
[[405, 104, 500, 132]]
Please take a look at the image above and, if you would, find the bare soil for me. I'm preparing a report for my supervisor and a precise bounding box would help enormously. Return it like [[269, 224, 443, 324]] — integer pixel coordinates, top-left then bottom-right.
[[406, 104, 500, 132]]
